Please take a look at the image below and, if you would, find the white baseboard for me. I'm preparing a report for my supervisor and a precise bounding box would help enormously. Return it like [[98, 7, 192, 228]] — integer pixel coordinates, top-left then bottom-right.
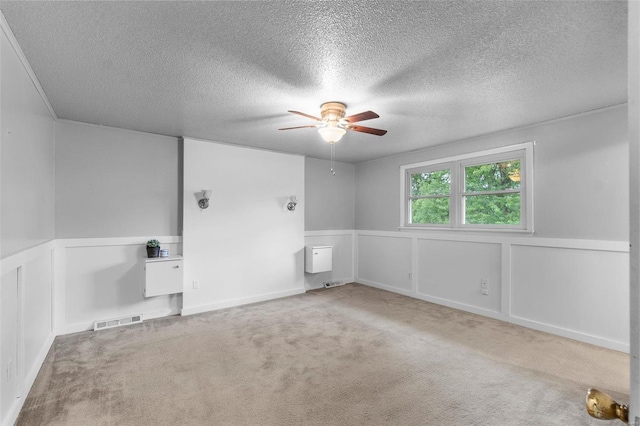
[[413, 291, 504, 321], [181, 287, 306, 316], [357, 279, 628, 353], [358, 278, 502, 320], [58, 308, 181, 336], [356, 278, 416, 298], [2, 331, 55, 426], [143, 308, 181, 321], [24, 332, 55, 397], [508, 315, 629, 353]]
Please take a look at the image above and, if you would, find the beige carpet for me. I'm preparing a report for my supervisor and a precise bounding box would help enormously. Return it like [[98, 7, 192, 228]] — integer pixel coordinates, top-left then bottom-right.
[[18, 284, 628, 425]]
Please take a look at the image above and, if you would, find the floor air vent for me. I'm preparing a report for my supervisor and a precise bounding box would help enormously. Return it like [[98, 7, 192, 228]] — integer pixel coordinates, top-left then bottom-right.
[[324, 280, 345, 289], [94, 314, 143, 331]]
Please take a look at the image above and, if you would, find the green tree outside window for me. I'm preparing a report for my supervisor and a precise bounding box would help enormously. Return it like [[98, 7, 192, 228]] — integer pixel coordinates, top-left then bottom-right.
[[410, 169, 450, 224], [464, 161, 521, 225]]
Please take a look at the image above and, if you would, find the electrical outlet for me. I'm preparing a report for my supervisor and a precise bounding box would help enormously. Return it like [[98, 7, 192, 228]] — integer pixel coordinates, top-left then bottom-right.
[[192, 280, 200, 289], [481, 278, 489, 295], [408, 272, 412, 279]]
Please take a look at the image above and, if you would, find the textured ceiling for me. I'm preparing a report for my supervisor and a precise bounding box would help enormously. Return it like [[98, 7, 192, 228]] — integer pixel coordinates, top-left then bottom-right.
[[0, 1, 628, 163]]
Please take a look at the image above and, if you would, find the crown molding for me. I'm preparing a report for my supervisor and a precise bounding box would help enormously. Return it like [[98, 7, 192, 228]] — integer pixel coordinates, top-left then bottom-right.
[[0, 11, 57, 120]]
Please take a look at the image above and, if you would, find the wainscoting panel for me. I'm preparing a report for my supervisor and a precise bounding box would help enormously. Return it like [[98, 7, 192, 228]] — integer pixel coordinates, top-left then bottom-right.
[[1, 269, 19, 426], [417, 239, 502, 314], [358, 234, 413, 292], [354, 230, 629, 352], [60, 238, 182, 334], [22, 254, 53, 375], [304, 231, 354, 289], [511, 244, 629, 346], [0, 241, 56, 426]]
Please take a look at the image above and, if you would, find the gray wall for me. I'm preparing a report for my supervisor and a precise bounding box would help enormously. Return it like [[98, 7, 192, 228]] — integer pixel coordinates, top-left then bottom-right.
[[355, 105, 628, 241], [55, 120, 181, 238], [1, 28, 55, 258], [305, 158, 354, 231]]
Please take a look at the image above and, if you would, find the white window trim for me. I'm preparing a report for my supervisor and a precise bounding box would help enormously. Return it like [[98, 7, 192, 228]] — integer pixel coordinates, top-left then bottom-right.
[[399, 142, 534, 233]]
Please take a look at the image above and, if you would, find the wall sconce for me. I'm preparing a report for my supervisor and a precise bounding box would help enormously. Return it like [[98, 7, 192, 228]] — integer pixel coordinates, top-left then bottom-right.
[[198, 190, 212, 209], [287, 195, 298, 212]]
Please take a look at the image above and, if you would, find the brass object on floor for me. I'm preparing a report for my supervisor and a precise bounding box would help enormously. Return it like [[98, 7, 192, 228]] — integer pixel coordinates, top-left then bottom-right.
[[586, 388, 628, 423]]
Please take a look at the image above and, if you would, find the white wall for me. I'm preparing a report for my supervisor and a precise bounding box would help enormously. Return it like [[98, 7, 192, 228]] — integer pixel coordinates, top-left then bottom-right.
[[56, 237, 182, 334], [1, 20, 55, 258], [351, 106, 630, 351], [355, 106, 629, 241], [303, 158, 356, 289], [0, 18, 56, 426], [305, 158, 354, 231], [52, 122, 184, 335], [0, 270, 18, 424], [356, 231, 629, 351], [182, 138, 305, 315], [55, 120, 181, 238], [511, 244, 628, 345], [0, 244, 55, 426], [304, 231, 354, 289], [358, 234, 412, 292], [1, 20, 185, 424]]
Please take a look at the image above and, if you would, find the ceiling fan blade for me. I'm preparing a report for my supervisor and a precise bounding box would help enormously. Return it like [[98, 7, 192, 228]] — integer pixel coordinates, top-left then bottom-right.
[[344, 111, 379, 123], [278, 125, 318, 131], [348, 125, 387, 136], [288, 110, 321, 121]]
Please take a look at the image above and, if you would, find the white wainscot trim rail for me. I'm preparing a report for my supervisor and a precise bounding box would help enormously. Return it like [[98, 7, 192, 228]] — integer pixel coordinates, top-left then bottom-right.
[[59, 235, 183, 248]]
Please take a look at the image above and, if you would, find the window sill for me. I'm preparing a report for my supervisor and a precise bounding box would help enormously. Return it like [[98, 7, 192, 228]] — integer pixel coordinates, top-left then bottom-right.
[[398, 226, 535, 236]]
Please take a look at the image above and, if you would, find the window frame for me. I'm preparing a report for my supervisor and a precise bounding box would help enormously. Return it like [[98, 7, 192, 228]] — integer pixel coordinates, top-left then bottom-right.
[[400, 142, 534, 233]]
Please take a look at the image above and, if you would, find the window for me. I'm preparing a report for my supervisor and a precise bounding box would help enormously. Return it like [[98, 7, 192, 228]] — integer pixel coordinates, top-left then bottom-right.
[[462, 158, 521, 226], [401, 142, 533, 232], [409, 166, 452, 225]]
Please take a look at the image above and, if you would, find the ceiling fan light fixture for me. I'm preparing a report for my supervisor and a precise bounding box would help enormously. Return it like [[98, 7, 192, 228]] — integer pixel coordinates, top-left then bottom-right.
[[281, 102, 386, 176], [318, 126, 346, 143]]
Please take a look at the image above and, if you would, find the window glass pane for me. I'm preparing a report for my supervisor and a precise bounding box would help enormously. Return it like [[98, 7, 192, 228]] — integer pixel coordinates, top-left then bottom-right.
[[465, 193, 520, 225], [465, 160, 521, 192], [411, 169, 450, 196], [411, 198, 449, 224]]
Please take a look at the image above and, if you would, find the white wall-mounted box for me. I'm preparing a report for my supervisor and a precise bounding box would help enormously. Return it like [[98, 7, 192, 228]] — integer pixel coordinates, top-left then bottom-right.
[[305, 246, 332, 273], [144, 256, 184, 297]]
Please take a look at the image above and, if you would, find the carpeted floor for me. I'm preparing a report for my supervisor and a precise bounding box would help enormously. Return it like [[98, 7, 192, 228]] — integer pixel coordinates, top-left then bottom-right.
[[17, 284, 628, 425]]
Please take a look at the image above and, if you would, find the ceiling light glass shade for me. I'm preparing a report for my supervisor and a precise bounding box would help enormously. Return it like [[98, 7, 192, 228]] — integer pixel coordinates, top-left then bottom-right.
[[318, 126, 346, 143]]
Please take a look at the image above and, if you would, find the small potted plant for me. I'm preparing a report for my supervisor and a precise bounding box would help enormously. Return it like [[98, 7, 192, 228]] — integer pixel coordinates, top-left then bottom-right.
[[146, 239, 161, 258]]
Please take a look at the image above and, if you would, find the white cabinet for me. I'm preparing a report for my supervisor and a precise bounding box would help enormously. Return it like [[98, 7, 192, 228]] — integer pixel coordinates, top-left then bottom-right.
[[305, 246, 332, 273], [144, 256, 184, 297]]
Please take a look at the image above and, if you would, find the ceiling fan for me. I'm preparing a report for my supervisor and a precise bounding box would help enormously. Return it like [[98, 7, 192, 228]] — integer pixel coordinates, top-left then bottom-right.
[[279, 102, 387, 144]]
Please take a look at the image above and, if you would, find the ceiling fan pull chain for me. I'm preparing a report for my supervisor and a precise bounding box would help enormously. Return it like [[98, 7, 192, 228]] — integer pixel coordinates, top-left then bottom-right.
[[330, 142, 336, 176]]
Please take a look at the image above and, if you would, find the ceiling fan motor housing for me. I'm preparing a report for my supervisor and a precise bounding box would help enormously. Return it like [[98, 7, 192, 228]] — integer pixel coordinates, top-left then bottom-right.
[[320, 102, 347, 122]]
